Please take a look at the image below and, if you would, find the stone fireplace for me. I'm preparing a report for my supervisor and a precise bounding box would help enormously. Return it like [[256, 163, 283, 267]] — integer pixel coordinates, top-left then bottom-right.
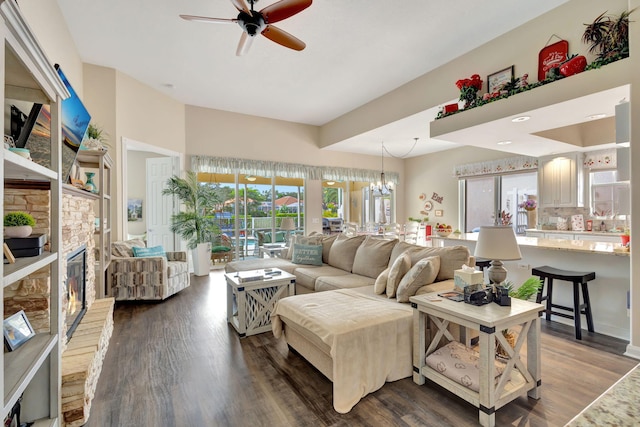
[[65, 245, 87, 339], [4, 186, 113, 426]]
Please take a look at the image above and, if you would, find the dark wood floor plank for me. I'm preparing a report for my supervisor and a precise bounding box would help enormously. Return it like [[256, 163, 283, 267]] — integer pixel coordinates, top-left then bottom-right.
[[85, 270, 638, 427]]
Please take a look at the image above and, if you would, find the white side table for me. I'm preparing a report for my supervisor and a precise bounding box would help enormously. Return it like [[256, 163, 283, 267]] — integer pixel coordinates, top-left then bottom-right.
[[225, 269, 295, 337], [410, 293, 544, 427]]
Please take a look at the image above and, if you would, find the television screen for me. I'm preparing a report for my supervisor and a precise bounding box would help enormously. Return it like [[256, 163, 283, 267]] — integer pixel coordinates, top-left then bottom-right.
[[23, 64, 91, 183]]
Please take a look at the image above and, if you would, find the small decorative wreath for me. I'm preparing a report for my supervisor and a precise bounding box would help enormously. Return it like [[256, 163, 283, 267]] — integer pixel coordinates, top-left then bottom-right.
[[423, 201, 433, 211]]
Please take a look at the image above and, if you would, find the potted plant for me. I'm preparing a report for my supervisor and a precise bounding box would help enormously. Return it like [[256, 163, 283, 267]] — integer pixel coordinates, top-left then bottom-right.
[[583, 8, 636, 68], [4, 211, 36, 238], [83, 123, 109, 151], [162, 171, 221, 276], [497, 277, 543, 357], [621, 228, 630, 246]]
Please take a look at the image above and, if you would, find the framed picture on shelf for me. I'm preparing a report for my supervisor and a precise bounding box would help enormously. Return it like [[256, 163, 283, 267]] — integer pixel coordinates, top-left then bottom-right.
[[487, 65, 514, 94], [3, 310, 35, 352]]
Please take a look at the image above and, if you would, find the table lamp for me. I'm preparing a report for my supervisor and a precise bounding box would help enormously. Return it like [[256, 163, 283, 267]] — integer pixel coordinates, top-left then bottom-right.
[[280, 218, 296, 245], [474, 226, 522, 285]]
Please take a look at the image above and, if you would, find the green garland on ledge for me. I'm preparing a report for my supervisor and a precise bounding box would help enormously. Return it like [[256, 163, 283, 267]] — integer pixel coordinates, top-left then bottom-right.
[[435, 55, 626, 120]]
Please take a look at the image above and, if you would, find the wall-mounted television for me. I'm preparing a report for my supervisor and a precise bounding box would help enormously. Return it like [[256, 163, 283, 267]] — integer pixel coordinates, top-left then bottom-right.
[[18, 64, 91, 183]]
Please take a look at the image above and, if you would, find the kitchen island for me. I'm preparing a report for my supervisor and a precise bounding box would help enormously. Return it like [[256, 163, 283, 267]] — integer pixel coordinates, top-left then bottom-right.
[[432, 233, 630, 340]]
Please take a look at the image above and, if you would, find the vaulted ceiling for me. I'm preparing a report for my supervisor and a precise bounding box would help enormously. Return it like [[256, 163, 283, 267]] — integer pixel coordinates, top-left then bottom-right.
[[57, 0, 570, 157]]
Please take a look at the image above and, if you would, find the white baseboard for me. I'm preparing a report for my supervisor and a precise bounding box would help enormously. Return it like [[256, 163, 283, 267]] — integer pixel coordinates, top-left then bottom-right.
[[624, 344, 640, 360]]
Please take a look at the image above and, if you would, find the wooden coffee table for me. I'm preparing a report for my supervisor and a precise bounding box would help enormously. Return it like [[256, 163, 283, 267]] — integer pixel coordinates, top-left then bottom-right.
[[410, 293, 544, 427], [225, 268, 295, 337]]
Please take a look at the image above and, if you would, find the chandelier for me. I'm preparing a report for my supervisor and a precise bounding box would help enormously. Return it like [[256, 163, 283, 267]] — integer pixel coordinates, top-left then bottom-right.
[[371, 142, 392, 195]]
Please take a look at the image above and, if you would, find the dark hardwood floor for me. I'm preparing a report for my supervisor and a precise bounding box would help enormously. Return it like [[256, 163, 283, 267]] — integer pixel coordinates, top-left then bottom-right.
[[86, 270, 638, 427]]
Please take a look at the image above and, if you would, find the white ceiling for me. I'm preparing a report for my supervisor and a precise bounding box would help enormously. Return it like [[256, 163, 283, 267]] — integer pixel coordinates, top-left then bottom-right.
[[56, 0, 570, 157]]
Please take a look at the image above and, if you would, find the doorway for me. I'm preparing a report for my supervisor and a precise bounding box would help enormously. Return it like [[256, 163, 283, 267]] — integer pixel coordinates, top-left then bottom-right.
[[121, 137, 183, 250]]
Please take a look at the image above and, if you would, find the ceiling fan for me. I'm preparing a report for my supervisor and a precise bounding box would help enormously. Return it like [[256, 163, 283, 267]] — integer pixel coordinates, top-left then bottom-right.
[[180, 0, 312, 56]]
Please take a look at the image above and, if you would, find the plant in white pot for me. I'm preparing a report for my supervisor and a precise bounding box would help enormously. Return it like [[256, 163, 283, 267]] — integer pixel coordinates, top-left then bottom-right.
[[4, 211, 36, 238], [162, 171, 220, 276]]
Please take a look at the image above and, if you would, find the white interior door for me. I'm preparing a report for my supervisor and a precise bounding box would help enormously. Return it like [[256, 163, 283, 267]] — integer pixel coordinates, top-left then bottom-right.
[[146, 157, 175, 250]]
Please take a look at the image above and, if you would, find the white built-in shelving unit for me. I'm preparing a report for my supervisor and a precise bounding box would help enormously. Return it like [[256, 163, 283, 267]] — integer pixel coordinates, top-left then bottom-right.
[[75, 150, 113, 298], [1, 0, 69, 424]]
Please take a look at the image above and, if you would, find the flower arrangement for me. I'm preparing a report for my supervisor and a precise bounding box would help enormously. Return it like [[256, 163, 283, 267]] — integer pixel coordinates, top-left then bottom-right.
[[455, 74, 483, 108], [519, 199, 537, 211]]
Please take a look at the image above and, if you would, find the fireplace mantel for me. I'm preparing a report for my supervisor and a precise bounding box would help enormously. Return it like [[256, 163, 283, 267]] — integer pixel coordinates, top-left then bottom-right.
[[62, 184, 100, 200]]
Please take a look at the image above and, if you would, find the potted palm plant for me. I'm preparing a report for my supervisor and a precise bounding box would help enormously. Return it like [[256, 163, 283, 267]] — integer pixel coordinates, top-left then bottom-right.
[[162, 171, 221, 276]]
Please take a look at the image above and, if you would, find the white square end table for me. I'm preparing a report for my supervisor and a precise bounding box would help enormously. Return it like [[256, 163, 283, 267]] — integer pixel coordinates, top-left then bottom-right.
[[225, 268, 295, 337], [410, 293, 544, 427]]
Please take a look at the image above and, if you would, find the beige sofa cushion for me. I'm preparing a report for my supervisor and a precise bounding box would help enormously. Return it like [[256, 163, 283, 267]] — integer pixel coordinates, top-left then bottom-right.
[[386, 251, 411, 298], [321, 234, 338, 264], [352, 236, 397, 279], [389, 242, 470, 282], [327, 234, 366, 272], [294, 265, 348, 292], [315, 273, 375, 292], [396, 256, 440, 303]]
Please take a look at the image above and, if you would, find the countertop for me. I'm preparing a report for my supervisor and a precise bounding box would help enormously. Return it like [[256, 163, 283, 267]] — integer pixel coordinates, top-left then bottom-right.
[[431, 233, 630, 256], [566, 363, 640, 426], [525, 229, 624, 237]]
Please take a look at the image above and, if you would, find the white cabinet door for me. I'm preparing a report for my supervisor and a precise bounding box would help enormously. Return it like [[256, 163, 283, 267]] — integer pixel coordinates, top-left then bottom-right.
[[574, 234, 622, 243], [526, 231, 546, 238], [538, 154, 583, 208]]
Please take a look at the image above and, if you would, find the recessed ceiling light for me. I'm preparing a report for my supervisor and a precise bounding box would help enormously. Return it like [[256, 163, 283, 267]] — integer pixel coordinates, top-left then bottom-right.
[[511, 116, 530, 123], [497, 140, 512, 145], [587, 113, 606, 120]]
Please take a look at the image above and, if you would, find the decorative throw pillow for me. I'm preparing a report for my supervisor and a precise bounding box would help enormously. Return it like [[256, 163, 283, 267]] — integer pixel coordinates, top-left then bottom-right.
[[132, 245, 166, 258], [374, 268, 390, 294], [286, 234, 323, 260], [386, 252, 411, 298], [112, 239, 146, 257], [291, 243, 323, 266], [396, 256, 441, 302]]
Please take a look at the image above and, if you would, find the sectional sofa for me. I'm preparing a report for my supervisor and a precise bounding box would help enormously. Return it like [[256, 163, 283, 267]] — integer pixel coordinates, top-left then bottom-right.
[[225, 233, 474, 413]]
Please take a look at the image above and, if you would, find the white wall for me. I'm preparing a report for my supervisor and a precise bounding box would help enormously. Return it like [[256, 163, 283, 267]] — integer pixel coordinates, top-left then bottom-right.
[[184, 105, 406, 229], [405, 146, 513, 229], [320, 0, 627, 147]]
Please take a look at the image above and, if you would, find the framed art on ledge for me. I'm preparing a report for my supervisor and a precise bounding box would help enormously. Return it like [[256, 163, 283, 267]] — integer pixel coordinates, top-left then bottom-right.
[[487, 65, 514, 94], [3, 310, 35, 351]]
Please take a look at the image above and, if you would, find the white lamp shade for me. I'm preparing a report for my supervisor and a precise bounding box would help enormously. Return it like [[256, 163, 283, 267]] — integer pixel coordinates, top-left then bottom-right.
[[280, 218, 296, 231], [474, 226, 522, 260]]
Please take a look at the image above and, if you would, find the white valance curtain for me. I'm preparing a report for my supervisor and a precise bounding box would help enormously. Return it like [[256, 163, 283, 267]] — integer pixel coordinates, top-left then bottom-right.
[[583, 148, 617, 170], [191, 155, 399, 184], [453, 155, 539, 178]]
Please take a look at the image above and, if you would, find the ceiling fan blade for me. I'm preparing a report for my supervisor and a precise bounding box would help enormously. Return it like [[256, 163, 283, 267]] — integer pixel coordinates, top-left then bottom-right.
[[180, 14, 237, 24], [236, 32, 255, 56], [261, 0, 312, 24], [261, 25, 306, 51], [229, 0, 252, 16]]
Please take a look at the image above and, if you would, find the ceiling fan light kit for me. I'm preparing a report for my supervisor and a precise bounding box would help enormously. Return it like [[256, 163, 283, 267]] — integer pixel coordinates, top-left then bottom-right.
[[181, 0, 312, 56]]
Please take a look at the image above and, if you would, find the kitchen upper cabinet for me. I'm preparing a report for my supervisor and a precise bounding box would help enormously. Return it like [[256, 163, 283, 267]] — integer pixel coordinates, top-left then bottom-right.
[[538, 153, 584, 208]]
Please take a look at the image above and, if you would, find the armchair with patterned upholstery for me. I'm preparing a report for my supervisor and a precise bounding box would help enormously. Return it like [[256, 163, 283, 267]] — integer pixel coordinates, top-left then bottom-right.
[[107, 239, 190, 301]]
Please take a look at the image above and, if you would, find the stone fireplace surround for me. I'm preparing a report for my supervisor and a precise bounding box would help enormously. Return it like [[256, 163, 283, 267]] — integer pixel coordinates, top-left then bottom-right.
[[4, 187, 114, 426]]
